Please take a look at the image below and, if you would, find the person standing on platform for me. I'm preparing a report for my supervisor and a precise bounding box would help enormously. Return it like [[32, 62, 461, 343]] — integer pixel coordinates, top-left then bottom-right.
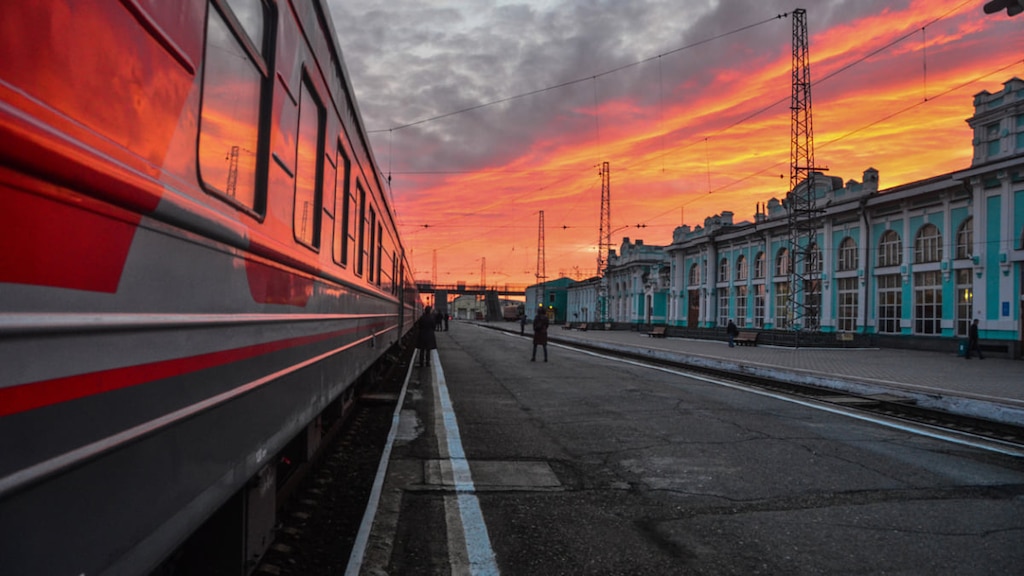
[[417, 306, 437, 367], [966, 318, 984, 360], [443, 312, 449, 331], [726, 319, 739, 348], [519, 313, 527, 336], [531, 308, 549, 362]]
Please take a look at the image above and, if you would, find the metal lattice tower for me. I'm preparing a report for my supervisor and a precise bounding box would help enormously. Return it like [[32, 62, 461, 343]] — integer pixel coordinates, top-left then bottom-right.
[[226, 145, 240, 197], [432, 249, 437, 286], [787, 8, 823, 332], [596, 161, 611, 276], [536, 211, 547, 304]]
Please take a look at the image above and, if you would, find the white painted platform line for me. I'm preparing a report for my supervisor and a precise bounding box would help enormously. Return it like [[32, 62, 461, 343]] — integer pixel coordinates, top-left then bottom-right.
[[433, 350, 501, 576]]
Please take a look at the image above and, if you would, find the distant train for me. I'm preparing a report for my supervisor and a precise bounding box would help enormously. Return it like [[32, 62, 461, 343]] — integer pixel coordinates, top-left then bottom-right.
[[0, 1, 417, 574], [503, 304, 525, 321]]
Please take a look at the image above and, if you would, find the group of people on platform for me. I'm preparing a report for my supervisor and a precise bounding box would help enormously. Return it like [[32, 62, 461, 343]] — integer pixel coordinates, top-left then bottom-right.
[[416, 305, 551, 367]]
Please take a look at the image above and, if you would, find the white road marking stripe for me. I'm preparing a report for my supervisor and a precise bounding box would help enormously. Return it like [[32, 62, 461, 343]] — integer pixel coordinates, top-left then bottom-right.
[[432, 350, 501, 575], [562, 343, 1024, 458]]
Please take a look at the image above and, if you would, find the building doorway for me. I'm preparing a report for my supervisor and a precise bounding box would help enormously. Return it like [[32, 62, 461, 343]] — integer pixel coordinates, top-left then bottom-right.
[[687, 289, 700, 327]]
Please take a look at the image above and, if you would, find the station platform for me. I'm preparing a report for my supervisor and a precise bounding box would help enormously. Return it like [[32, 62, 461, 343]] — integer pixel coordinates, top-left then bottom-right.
[[348, 322, 1024, 574], [486, 322, 1024, 427]]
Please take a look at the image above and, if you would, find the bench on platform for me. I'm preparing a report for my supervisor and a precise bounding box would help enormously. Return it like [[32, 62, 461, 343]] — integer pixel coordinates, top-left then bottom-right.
[[577, 323, 588, 331], [734, 331, 758, 346], [647, 326, 667, 338], [562, 323, 574, 330]]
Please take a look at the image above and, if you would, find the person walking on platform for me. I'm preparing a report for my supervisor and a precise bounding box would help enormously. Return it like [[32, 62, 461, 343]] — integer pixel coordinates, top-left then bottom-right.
[[531, 308, 549, 362], [965, 318, 984, 360], [417, 306, 437, 367], [726, 319, 739, 348]]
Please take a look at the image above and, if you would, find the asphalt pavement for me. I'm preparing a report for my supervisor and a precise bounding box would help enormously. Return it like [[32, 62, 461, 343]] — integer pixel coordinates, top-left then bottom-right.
[[487, 322, 1024, 427]]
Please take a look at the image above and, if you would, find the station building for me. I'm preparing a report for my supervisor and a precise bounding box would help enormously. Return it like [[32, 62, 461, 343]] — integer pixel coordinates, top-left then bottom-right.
[[569, 77, 1024, 357]]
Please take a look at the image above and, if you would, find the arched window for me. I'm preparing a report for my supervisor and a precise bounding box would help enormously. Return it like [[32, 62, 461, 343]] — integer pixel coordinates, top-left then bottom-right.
[[736, 255, 748, 281], [754, 251, 766, 279], [718, 258, 729, 283], [955, 218, 973, 260], [878, 230, 902, 267], [914, 223, 942, 263], [688, 263, 700, 286], [775, 248, 790, 276], [838, 237, 858, 271]]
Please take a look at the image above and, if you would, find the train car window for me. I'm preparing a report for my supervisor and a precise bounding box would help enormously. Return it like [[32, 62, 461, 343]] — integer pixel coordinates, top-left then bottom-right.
[[376, 222, 384, 287], [368, 207, 377, 283], [356, 184, 366, 276], [223, 0, 265, 53], [198, 0, 272, 213], [294, 77, 324, 249], [333, 143, 352, 267]]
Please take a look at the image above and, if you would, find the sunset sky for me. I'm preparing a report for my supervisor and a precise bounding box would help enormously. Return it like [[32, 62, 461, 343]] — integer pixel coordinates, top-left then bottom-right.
[[328, 0, 1023, 287]]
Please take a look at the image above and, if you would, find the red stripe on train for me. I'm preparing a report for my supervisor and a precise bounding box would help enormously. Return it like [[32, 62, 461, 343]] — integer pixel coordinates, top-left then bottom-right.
[[0, 323, 385, 417], [0, 188, 139, 293]]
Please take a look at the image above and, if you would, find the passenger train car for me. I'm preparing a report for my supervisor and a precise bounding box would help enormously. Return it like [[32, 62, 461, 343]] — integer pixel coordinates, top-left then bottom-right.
[[0, 1, 418, 573]]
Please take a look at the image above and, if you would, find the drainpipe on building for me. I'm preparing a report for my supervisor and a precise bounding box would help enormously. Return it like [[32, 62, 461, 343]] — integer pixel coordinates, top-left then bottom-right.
[[859, 198, 870, 335]]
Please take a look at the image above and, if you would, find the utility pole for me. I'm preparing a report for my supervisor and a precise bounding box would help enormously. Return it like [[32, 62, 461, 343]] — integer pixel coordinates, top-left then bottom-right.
[[536, 211, 547, 310], [432, 249, 437, 287], [596, 162, 611, 324], [226, 145, 240, 197], [480, 257, 486, 289], [787, 8, 824, 334], [596, 161, 611, 276]]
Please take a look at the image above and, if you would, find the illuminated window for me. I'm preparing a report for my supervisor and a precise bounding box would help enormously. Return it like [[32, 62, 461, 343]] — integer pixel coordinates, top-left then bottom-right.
[[877, 230, 902, 267], [294, 78, 323, 248], [955, 269, 973, 337], [198, 0, 271, 212], [718, 258, 729, 283]]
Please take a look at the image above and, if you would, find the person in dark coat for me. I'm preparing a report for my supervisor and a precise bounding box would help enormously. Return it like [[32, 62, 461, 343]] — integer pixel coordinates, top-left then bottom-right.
[[531, 309, 549, 362], [965, 318, 984, 360], [726, 319, 739, 347], [417, 306, 437, 366], [519, 313, 527, 336]]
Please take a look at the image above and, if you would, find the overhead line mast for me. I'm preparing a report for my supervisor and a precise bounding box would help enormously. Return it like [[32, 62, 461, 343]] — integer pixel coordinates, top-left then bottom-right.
[[597, 161, 611, 277], [787, 8, 825, 334], [536, 210, 547, 304]]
